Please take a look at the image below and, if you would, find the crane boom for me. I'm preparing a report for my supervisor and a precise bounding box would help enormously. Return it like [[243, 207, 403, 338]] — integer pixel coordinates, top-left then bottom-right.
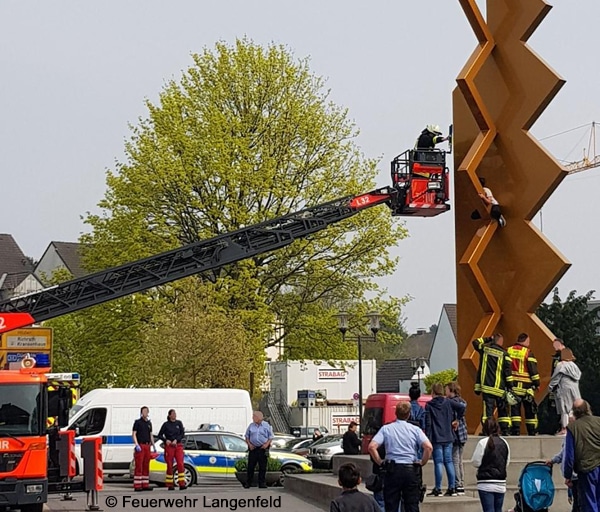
[[0, 187, 397, 331]]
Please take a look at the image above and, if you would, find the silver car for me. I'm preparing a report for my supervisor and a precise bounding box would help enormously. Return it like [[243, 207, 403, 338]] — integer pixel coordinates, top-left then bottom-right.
[[307, 434, 344, 469]]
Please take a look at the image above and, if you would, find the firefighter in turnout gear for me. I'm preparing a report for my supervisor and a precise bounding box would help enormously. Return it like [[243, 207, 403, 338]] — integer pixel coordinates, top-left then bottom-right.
[[473, 334, 514, 435], [508, 333, 540, 435]]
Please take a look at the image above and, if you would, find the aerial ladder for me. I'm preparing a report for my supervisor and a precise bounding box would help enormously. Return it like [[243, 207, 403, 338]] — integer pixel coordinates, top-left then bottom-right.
[[0, 147, 450, 511], [0, 148, 451, 330]]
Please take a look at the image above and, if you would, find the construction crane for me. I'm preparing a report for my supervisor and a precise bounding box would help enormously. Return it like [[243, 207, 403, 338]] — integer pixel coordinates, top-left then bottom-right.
[[564, 121, 600, 174]]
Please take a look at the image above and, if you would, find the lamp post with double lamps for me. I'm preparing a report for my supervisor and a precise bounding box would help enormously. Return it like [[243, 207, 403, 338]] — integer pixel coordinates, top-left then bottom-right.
[[334, 311, 381, 431], [410, 357, 427, 390]]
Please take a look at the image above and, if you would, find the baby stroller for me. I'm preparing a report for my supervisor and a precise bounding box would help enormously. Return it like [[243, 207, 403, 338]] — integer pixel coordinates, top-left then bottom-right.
[[512, 461, 555, 512]]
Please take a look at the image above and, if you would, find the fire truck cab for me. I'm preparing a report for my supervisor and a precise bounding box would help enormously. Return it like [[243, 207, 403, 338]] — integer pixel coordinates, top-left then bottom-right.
[[390, 149, 451, 217], [0, 363, 80, 512]]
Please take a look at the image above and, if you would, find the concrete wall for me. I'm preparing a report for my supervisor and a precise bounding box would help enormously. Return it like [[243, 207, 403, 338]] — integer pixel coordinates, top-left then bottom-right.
[[429, 308, 458, 374], [267, 360, 377, 405]]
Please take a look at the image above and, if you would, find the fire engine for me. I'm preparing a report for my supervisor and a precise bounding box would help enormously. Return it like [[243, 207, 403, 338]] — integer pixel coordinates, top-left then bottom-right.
[[0, 364, 89, 512], [0, 146, 450, 511]]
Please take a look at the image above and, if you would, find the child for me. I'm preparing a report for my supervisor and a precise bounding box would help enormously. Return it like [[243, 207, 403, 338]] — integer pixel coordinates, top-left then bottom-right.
[[330, 463, 381, 512], [446, 381, 468, 496]]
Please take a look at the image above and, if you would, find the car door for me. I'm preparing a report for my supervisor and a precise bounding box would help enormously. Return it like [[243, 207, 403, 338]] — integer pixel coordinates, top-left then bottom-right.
[[219, 434, 249, 477], [186, 433, 229, 480]]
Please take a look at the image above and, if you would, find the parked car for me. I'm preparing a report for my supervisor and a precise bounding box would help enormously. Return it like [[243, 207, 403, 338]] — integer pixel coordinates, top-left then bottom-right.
[[289, 425, 329, 438], [272, 437, 313, 452], [270, 434, 297, 449], [307, 434, 344, 469], [293, 434, 333, 457], [133, 430, 312, 487]]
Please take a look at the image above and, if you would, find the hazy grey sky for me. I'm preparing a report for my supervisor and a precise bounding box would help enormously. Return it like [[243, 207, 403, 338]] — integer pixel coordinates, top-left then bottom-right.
[[1, 1, 598, 333]]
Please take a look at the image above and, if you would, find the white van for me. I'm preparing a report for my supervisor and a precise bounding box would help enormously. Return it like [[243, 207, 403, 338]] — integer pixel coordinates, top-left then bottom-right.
[[67, 388, 252, 475]]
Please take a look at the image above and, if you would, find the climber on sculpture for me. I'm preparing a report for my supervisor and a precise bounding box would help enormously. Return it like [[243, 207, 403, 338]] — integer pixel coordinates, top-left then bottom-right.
[[478, 177, 507, 228]]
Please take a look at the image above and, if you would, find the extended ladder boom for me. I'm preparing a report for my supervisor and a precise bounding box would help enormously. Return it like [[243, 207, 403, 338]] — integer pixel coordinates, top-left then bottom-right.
[[0, 187, 397, 329]]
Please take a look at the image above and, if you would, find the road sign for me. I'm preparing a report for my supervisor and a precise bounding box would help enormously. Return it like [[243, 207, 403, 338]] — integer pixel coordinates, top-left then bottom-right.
[[1, 327, 52, 370], [0, 313, 35, 334], [352, 392, 360, 400], [352, 399, 359, 407]]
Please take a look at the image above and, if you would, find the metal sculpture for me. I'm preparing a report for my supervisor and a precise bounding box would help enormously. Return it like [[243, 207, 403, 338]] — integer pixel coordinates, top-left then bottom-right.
[[453, 0, 570, 432]]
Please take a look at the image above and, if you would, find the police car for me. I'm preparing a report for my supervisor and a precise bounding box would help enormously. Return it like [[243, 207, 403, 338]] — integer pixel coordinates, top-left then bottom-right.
[[138, 431, 312, 487]]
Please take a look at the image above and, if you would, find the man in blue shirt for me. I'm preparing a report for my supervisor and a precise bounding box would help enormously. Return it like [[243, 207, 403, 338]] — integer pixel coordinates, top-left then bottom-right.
[[369, 402, 433, 512], [244, 411, 274, 489]]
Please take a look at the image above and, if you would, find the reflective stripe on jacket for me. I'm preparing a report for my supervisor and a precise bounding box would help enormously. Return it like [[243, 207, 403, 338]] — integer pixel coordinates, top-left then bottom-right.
[[507, 343, 540, 395], [473, 338, 514, 397]]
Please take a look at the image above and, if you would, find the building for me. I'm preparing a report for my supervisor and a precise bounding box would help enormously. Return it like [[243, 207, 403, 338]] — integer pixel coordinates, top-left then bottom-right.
[[267, 360, 377, 406], [376, 328, 434, 393], [428, 304, 458, 373], [0, 234, 43, 301], [263, 359, 376, 433], [34, 241, 87, 282]]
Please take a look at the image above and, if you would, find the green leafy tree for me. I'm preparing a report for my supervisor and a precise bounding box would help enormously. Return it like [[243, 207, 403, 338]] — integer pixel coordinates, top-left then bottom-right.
[[42, 269, 146, 393], [80, 38, 407, 363], [537, 288, 600, 416], [134, 279, 260, 390], [424, 369, 458, 394]]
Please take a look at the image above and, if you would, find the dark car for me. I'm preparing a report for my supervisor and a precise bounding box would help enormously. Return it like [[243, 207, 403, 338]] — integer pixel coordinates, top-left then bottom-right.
[[289, 425, 329, 438], [272, 437, 313, 453]]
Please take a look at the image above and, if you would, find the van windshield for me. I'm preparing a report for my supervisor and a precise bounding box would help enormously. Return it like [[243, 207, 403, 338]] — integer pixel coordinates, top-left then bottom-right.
[[69, 404, 84, 419], [362, 407, 383, 435]]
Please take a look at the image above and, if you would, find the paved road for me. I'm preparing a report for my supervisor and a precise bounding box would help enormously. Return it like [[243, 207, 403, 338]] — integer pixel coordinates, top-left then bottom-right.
[[46, 478, 326, 512]]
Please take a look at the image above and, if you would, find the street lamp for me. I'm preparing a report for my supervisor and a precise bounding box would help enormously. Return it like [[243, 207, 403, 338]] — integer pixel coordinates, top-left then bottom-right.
[[410, 357, 427, 389], [335, 311, 380, 431]]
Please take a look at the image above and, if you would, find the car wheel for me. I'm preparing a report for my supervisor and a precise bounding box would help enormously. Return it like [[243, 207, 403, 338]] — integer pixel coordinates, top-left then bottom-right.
[[281, 465, 298, 475], [174, 465, 196, 488]]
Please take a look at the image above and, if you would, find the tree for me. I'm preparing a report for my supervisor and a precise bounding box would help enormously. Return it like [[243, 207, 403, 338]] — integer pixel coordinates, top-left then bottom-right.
[[134, 279, 260, 391], [81, 38, 407, 363], [537, 288, 600, 416], [42, 269, 146, 393], [424, 369, 458, 394]]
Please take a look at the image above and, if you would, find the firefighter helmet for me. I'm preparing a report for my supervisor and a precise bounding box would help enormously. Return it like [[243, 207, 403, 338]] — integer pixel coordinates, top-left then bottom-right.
[[427, 124, 442, 135], [505, 389, 520, 406]]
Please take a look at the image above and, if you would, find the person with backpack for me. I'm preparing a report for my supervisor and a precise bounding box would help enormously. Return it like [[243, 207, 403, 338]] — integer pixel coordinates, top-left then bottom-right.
[[446, 382, 468, 496], [471, 417, 511, 512], [425, 383, 466, 497], [409, 382, 426, 430]]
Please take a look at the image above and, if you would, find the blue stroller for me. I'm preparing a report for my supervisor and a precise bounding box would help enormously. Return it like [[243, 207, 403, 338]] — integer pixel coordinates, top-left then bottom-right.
[[513, 461, 555, 512]]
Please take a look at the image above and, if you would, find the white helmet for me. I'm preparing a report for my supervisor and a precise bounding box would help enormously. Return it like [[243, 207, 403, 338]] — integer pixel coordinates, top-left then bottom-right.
[[427, 124, 442, 135]]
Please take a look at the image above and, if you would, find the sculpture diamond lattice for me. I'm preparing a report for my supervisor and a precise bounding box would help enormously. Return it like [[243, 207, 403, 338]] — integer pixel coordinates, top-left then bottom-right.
[[453, 0, 570, 433]]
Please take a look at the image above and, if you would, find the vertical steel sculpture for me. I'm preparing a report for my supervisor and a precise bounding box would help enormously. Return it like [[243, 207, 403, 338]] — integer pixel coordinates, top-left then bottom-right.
[[453, 0, 570, 432]]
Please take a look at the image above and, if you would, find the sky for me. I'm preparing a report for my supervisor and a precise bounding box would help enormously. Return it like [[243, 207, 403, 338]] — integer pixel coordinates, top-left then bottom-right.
[[1, 1, 599, 333]]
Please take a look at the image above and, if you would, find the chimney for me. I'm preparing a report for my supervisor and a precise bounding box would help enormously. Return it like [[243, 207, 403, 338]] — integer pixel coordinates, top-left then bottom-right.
[[416, 328, 427, 335]]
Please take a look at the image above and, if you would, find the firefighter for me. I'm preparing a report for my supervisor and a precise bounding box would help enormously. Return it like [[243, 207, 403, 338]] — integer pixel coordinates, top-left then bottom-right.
[[507, 333, 540, 436], [415, 125, 449, 149], [132, 406, 155, 491], [157, 409, 186, 490], [473, 333, 514, 435]]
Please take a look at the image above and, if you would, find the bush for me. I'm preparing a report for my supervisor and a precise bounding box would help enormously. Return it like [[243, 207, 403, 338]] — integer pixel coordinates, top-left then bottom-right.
[[423, 369, 458, 394], [234, 457, 283, 472]]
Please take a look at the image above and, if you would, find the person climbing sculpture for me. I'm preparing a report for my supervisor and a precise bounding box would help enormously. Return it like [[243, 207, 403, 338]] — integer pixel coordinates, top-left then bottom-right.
[[476, 177, 507, 228]]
